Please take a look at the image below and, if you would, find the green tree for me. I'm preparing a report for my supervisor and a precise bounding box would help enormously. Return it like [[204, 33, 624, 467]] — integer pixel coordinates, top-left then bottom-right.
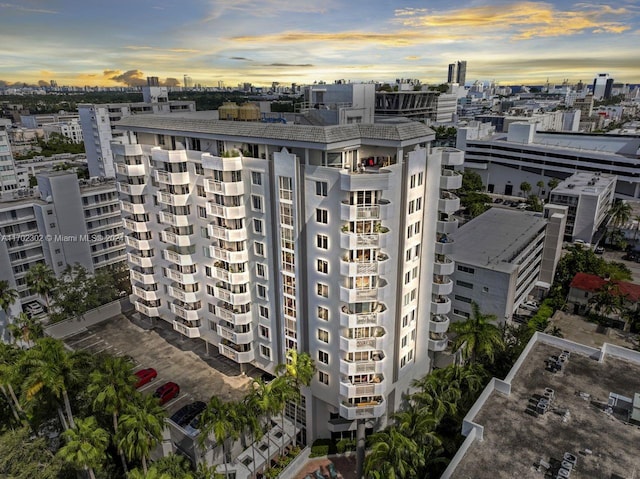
[[0, 344, 26, 425], [127, 467, 173, 479], [536, 180, 545, 196], [547, 178, 560, 200], [198, 397, 241, 479], [153, 453, 195, 478], [242, 391, 265, 479], [0, 280, 18, 342], [609, 200, 632, 233], [8, 312, 43, 347], [269, 375, 297, 456], [250, 377, 280, 456], [520, 181, 532, 197], [0, 427, 68, 478], [57, 416, 110, 479], [450, 302, 504, 364], [25, 262, 57, 312], [118, 394, 167, 474], [588, 282, 627, 322], [364, 427, 423, 479], [460, 169, 484, 193]]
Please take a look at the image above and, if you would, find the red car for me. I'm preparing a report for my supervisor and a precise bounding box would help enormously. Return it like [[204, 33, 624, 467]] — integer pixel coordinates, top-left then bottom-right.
[[134, 368, 157, 388], [154, 382, 180, 405]]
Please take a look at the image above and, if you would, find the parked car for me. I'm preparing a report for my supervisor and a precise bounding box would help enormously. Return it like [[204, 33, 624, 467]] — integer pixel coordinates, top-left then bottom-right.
[[493, 198, 503, 204], [134, 368, 157, 388], [520, 300, 539, 312], [594, 246, 604, 254], [154, 382, 180, 405], [184, 412, 205, 437], [170, 401, 206, 427], [25, 302, 45, 317]]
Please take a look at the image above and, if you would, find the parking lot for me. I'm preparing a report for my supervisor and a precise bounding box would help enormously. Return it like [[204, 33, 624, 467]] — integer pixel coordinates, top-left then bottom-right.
[[64, 315, 253, 416]]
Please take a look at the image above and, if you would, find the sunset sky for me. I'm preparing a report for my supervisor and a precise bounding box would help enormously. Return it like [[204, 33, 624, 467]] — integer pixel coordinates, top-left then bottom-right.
[[1, 0, 639, 88]]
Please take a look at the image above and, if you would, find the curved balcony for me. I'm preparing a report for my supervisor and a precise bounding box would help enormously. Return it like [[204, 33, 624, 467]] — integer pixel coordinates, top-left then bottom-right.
[[130, 268, 155, 284], [161, 230, 194, 247], [202, 154, 242, 172], [125, 235, 152, 251], [339, 378, 385, 398], [159, 211, 190, 227], [168, 284, 198, 303], [438, 192, 460, 214], [432, 276, 453, 295], [152, 147, 188, 163], [217, 323, 254, 344], [163, 249, 196, 266], [214, 305, 252, 326], [340, 355, 385, 376], [218, 343, 254, 363], [155, 170, 190, 185], [117, 182, 146, 196], [128, 252, 153, 268], [204, 178, 245, 196], [120, 200, 146, 215], [210, 246, 249, 264], [157, 191, 190, 207], [339, 304, 386, 328], [428, 333, 449, 352], [211, 266, 250, 284], [173, 320, 201, 338], [132, 284, 160, 302], [439, 170, 463, 190], [206, 202, 246, 220], [339, 398, 385, 420], [340, 259, 380, 277], [170, 302, 201, 321], [429, 315, 450, 333], [214, 285, 251, 305], [340, 286, 379, 304], [340, 231, 380, 249], [340, 330, 386, 352], [433, 256, 455, 276], [435, 237, 455, 255], [208, 224, 248, 242], [123, 218, 150, 233], [165, 268, 197, 285], [436, 217, 459, 235], [431, 296, 452, 315], [438, 147, 465, 166], [115, 162, 145, 177], [340, 168, 390, 191], [135, 301, 159, 317], [340, 203, 381, 221]]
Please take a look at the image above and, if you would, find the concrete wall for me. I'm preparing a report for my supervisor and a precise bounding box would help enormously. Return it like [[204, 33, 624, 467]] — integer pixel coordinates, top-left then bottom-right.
[[44, 298, 133, 340]]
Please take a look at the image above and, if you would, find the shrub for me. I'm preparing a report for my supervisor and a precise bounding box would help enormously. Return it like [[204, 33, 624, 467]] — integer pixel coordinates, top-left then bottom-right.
[[310, 438, 338, 457], [527, 299, 555, 331]]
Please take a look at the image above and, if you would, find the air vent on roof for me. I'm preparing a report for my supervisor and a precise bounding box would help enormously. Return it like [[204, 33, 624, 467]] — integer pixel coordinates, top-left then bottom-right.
[[567, 184, 575, 189]]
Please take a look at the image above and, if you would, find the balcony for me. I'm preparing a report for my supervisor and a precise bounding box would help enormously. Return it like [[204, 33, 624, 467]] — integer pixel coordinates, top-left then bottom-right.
[[154, 170, 190, 185], [204, 178, 245, 196], [436, 217, 459, 235], [213, 285, 251, 304], [160, 229, 193, 247], [151, 147, 188, 164], [165, 267, 197, 284], [159, 211, 190, 227], [170, 302, 201, 321], [339, 378, 385, 398], [173, 320, 201, 338], [340, 330, 385, 351], [439, 170, 463, 190], [432, 276, 453, 295], [117, 182, 146, 196], [340, 231, 379, 250], [340, 259, 380, 276], [339, 399, 385, 420], [123, 218, 150, 233], [435, 236, 455, 255], [216, 323, 254, 344], [431, 296, 451, 315], [340, 169, 390, 191], [202, 153, 242, 172], [340, 203, 380, 221], [209, 246, 249, 264], [218, 343, 254, 363], [340, 286, 379, 303], [115, 162, 145, 176], [206, 202, 246, 220], [438, 148, 464, 166], [339, 305, 386, 328], [125, 235, 152, 251], [438, 192, 460, 214], [428, 333, 449, 352], [120, 200, 146, 215], [132, 284, 160, 301], [168, 285, 199, 303], [128, 252, 153, 268], [157, 191, 190, 207], [211, 266, 250, 284], [340, 356, 384, 376], [212, 306, 250, 327], [130, 269, 155, 284], [163, 249, 196, 266], [433, 256, 455, 276], [429, 315, 450, 333], [135, 301, 159, 317], [207, 224, 248, 242]]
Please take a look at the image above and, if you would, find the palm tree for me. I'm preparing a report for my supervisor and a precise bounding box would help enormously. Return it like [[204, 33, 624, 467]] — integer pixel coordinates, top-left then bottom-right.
[[536, 180, 545, 196], [20, 338, 80, 429], [88, 356, 136, 471], [0, 280, 18, 343], [547, 178, 560, 200], [25, 263, 57, 313], [8, 312, 43, 347], [519, 181, 532, 198], [117, 394, 166, 474], [251, 377, 279, 461], [57, 416, 109, 479], [588, 282, 626, 322], [450, 302, 504, 364], [411, 371, 461, 421], [364, 427, 423, 479], [393, 404, 441, 450], [0, 343, 26, 424], [153, 453, 196, 478], [198, 397, 240, 479], [275, 350, 315, 447], [268, 375, 297, 457], [609, 200, 632, 233], [242, 392, 264, 479], [127, 467, 173, 479]]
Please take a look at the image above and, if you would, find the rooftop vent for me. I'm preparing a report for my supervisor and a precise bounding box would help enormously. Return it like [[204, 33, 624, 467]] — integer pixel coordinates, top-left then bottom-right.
[[567, 184, 575, 189]]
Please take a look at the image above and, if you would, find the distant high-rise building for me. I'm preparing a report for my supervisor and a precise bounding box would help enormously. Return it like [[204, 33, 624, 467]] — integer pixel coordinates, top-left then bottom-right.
[[592, 73, 614, 100], [447, 61, 467, 85], [183, 75, 192, 88]]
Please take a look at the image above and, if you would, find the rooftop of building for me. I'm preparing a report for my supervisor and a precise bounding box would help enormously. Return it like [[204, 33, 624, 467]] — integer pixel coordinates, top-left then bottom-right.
[[449, 334, 640, 479], [0, 175, 115, 207], [450, 208, 547, 273], [569, 272, 640, 302], [551, 171, 617, 196], [115, 116, 434, 146]]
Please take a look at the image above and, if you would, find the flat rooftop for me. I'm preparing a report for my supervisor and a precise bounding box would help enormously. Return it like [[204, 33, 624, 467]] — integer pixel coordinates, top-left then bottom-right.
[[552, 171, 616, 196], [451, 208, 547, 273], [450, 339, 640, 478]]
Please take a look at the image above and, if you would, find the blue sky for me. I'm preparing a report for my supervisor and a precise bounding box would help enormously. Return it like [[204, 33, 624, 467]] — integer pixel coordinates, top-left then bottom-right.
[[1, 0, 639, 87]]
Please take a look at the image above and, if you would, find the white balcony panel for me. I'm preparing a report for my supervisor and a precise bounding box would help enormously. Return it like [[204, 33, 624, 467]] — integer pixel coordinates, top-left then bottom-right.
[[428, 334, 449, 352], [213, 286, 251, 305], [211, 267, 250, 284], [159, 211, 190, 227], [128, 253, 153, 268], [339, 310, 380, 328], [125, 236, 152, 250], [202, 154, 242, 172], [115, 163, 145, 176], [340, 286, 379, 303], [207, 224, 248, 242], [209, 246, 249, 263], [152, 147, 188, 164], [163, 249, 196, 266], [161, 230, 193, 247], [120, 201, 146, 215], [340, 203, 381, 221], [339, 335, 385, 352], [431, 297, 452, 315], [157, 191, 190, 207], [155, 170, 190, 185], [339, 359, 384, 376], [340, 170, 390, 191], [218, 344, 254, 363], [167, 286, 198, 303], [173, 321, 201, 338], [130, 269, 156, 284], [135, 301, 159, 317], [433, 258, 455, 276], [117, 182, 146, 196], [340, 260, 380, 277], [439, 170, 463, 190], [170, 303, 201, 321], [438, 194, 460, 214], [436, 218, 459, 235], [206, 202, 246, 220], [213, 306, 253, 326], [216, 324, 254, 344], [123, 218, 150, 233], [339, 381, 386, 398], [340, 232, 379, 250], [204, 179, 245, 196], [132, 285, 160, 301], [435, 240, 455, 255], [429, 315, 450, 333], [165, 268, 197, 284], [438, 147, 465, 166], [339, 401, 385, 420], [432, 278, 453, 295]]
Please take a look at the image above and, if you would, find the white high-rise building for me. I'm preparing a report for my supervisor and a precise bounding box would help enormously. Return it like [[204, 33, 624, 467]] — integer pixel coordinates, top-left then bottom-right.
[[113, 115, 463, 442], [0, 119, 19, 195]]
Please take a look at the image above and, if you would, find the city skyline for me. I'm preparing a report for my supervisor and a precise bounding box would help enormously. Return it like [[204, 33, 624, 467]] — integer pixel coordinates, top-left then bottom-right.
[[1, 0, 640, 88]]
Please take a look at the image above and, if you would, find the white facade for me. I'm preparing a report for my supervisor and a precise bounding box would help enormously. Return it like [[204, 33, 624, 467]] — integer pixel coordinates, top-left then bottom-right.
[[0, 119, 19, 195], [113, 116, 463, 441], [42, 119, 84, 144]]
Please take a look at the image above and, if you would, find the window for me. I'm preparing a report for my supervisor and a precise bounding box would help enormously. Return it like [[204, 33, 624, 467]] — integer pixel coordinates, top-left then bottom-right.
[[318, 306, 329, 321], [255, 242, 265, 256], [251, 171, 262, 185], [317, 283, 328, 298], [251, 195, 263, 211], [253, 219, 264, 234], [414, 221, 420, 235], [318, 350, 329, 364], [260, 345, 271, 359], [316, 208, 328, 224], [410, 174, 416, 188], [417, 172, 423, 186], [259, 326, 270, 339], [257, 284, 267, 298], [54, 248, 61, 254], [317, 329, 329, 343], [454, 295, 472, 303], [197, 185, 206, 197], [317, 234, 328, 249], [416, 197, 422, 211], [49, 223, 56, 228], [194, 163, 204, 175], [47, 209, 53, 215], [198, 206, 207, 218], [401, 335, 407, 348], [256, 263, 266, 278], [317, 260, 328, 274], [482, 286, 489, 293], [259, 305, 269, 319], [457, 265, 475, 274], [456, 280, 473, 289], [315, 181, 328, 196], [318, 371, 329, 385]]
